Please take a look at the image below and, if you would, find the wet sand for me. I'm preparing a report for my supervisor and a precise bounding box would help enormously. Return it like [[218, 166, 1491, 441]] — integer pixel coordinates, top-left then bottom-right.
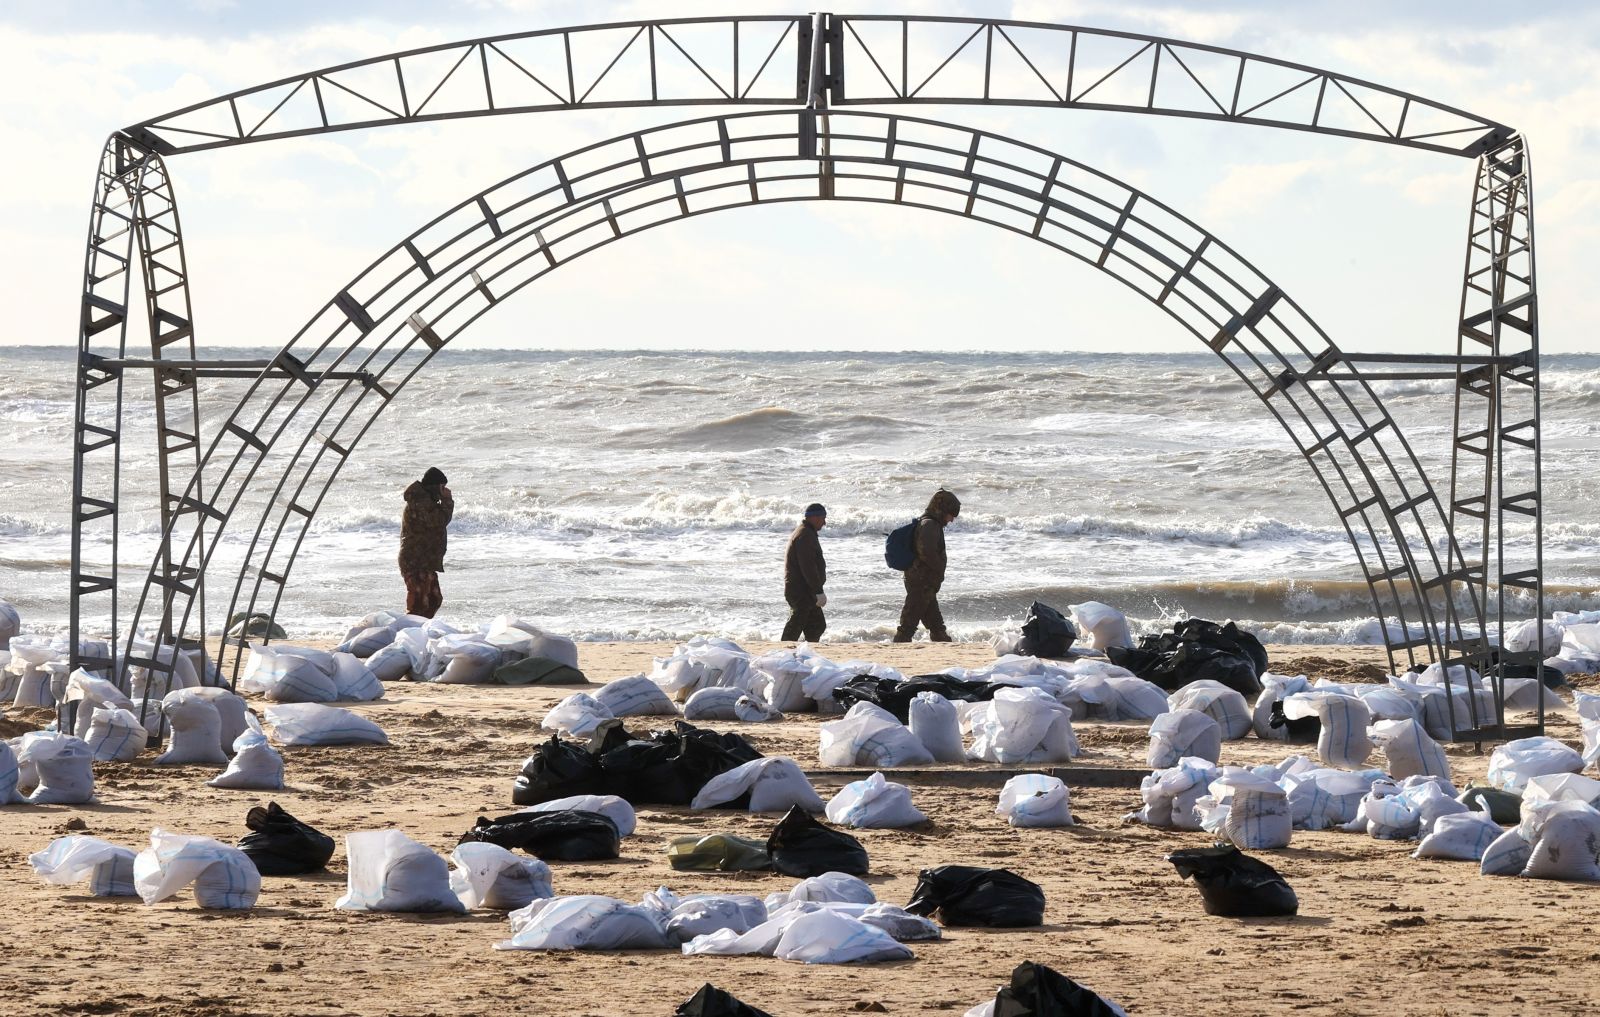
[[2, 640, 1596, 1017]]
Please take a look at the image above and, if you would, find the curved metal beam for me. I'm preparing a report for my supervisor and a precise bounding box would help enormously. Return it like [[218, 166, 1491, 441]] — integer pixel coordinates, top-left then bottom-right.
[[122, 13, 1509, 158], [113, 110, 1476, 688]]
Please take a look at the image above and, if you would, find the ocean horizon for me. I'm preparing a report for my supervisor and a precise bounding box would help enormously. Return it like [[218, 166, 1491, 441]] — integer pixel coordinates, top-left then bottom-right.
[[4, 344, 1598, 645]]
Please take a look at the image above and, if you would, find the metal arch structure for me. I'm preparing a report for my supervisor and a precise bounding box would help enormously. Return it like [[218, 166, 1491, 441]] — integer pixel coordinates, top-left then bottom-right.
[[70, 14, 1542, 743]]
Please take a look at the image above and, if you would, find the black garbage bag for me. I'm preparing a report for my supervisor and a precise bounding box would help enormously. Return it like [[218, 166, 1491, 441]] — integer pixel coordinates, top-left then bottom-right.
[[904, 865, 1045, 927], [598, 721, 763, 806], [236, 802, 336, 876], [989, 961, 1126, 1017], [1167, 845, 1298, 917], [511, 734, 608, 806], [832, 673, 1010, 723], [767, 806, 869, 877], [460, 809, 621, 861], [676, 984, 774, 1017], [1107, 618, 1266, 697], [1018, 601, 1078, 659], [1268, 699, 1320, 744]]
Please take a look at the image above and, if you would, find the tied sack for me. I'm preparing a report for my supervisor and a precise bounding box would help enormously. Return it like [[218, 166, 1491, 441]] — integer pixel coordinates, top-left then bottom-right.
[[1369, 718, 1450, 780], [824, 772, 927, 829], [134, 829, 262, 909], [907, 691, 965, 763], [85, 706, 146, 763], [997, 773, 1073, 828], [18, 732, 95, 805], [691, 757, 824, 814], [818, 701, 933, 767], [336, 830, 465, 913], [1201, 771, 1292, 850], [266, 703, 388, 746], [1148, 709, 1221, 768], [1252, 673, 1311, 740], [1281, 692, 1372, 769], [155, 689, 229, 766], [208, 716, 285, 790], [1167, 681, 1253, 741], [966, 687, 1078, 764], [594, 674, 678, 718], [496, 894, 670, 951], [1128, 757, 1220, 830], [450, 841, 554, 910], [30, 836, 138, 896]]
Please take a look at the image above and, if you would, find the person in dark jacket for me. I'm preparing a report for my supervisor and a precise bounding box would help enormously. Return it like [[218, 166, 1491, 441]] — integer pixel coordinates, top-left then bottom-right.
[[781, 503, 828, 641], [894, 489, 960, 642], [399, 466, 454, 617]]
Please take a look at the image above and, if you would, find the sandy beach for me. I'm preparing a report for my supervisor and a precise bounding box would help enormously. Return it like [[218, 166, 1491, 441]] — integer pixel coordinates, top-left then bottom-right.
[[3, 638, 1596, 1017]]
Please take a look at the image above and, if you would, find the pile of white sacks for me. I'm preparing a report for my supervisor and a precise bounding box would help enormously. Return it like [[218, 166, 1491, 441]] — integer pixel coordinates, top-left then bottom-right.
[[1128, 672, 1600, 880], [335, 610, 579, 684], [537, 636, 1169, 771], [1505, 610, 1600, 678]]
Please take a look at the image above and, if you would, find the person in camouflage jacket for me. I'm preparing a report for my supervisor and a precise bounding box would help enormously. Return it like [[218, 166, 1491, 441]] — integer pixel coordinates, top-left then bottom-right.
[[399, 466, 453, 617]]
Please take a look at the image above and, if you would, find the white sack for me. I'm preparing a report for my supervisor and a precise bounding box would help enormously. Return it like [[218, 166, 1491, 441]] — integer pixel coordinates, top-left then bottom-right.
[[908, 692, 965, 763], [266, 703, 389, 747], [1281, 767, 1383, 830], [0, 598, 18, 649], [1523, 804, 1600, 881], [654, 891, 769, 942], [594, 674, 678, 718], [85, 706, 146, 762], [819, 702, 934, 767], [691, 756, 824, 813], [772, 908, 913, 964], [331, 653, 384, 701], [19, 732, 94, 804], [1574, 692, 1600, 769], [1068, 601, 1134, 651], [155, 689, 228, 765], [1252, 673, 1311, 740], [1168, 681, 1252, 741], [764, 872, 875, 911], [1369, 718, 1450, 780], [1204, 770, 1292, 849], [1413, 811, 1502, 861], [1147, 709, 1221, 768], [1128, 757, 1219, 829], [208, 718, 285, 790], [189, 688, 250, 755], [996, 773, 1072, 828], [751, 648, 815, 712], [366, 641, 414, 682], [0, 737, 21, 803], [65, 669, 134, 739], [541, 693, 613, 738], [967, 688, 1078, 764], [496, 894, 669, 950], [1480, 826, 1534, 876], [734, 694, 783, 722], [1505, 618, 1564, 657], [430, 635, 502, 685], [825, 771, 926, 828], [133, 829, 261, 909], [683, 686, 746, 721], [1282, 692, 1372, 769], [450, 841, 553, 910], [29, 835, 138, 896], [336, 829, 464, 912], [239, 644, 339, 703], [1487, 736, 1583, 790], [523, 794, 637, 837], [338, 624, 398, 659]]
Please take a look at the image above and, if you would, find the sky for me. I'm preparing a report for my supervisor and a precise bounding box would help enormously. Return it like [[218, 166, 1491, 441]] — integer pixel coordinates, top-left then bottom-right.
[[2, 0, 1596, 354]]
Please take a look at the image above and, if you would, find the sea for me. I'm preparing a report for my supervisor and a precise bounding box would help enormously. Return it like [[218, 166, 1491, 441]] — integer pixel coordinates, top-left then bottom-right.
[[3, 345, 1598, 645]]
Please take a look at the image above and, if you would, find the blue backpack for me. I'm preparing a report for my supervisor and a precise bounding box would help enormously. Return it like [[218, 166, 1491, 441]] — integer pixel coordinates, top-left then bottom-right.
[[884, 518, 918, 571]]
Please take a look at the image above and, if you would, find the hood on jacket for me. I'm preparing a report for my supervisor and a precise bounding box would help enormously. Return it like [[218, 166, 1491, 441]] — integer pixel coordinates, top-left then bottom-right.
[[925, 489, 961, 519]]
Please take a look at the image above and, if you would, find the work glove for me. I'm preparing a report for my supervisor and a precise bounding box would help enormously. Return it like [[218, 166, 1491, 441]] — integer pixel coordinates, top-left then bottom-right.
[[816, 593, 827, 608]]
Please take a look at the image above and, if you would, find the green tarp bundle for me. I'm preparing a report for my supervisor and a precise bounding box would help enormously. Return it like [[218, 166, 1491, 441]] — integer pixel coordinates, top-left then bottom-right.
[[491, 655, 586, 686]]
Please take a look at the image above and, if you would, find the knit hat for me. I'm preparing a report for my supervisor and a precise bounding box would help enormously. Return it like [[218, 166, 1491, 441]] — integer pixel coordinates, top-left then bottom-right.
[[804, 503, 827, 518], [422, 467, 448, 486]]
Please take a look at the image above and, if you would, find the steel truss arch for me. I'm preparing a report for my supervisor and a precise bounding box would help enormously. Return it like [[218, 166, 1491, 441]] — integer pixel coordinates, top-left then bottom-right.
[[70, 13, 1543, 745], [123, 13, 1509, 158], [126, 110, 1484, 726]]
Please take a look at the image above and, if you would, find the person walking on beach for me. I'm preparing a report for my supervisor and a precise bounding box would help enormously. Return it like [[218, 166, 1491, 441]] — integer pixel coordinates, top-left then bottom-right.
[[782, 503, 828, 641], [399, 467, 453, 618], [894, 489, 961, 643]]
